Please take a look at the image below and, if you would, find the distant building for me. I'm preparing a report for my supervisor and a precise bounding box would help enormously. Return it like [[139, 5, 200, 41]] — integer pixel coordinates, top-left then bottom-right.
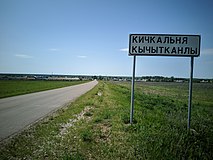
[[175, 80, 184, 83], [200, 80, 208, 83]]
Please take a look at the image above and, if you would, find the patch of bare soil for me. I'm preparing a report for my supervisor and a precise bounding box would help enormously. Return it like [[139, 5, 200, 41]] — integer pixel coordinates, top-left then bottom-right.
[[95, 122, 111, 143], [59, 106, 93, 136]]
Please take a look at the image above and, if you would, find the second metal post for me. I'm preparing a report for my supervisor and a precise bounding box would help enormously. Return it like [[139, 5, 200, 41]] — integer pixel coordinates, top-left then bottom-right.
[[188, 56, 194, 129]]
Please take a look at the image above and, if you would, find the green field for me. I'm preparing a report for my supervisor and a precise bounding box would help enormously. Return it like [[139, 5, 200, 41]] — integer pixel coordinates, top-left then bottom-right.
[[0, 81, 212, 159], [0, 80, 88, 98]]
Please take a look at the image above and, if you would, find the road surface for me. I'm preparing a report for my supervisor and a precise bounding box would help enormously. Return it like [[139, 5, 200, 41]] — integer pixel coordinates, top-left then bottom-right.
[[0, 80, 98, 141]]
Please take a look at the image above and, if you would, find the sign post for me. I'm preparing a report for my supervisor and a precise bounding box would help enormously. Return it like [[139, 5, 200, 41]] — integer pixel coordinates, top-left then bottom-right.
[[129, 34, 200, 129], [130, 56, 136, 124], [188, 57, 194, 129]]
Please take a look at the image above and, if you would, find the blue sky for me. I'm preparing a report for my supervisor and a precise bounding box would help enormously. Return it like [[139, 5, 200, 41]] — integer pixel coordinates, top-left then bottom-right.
[[0, 0, 213, 78]]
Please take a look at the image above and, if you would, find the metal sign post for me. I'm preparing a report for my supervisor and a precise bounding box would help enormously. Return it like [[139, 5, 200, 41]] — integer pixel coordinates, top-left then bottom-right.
[[130, 56, 136, 124], [128, 34, 201, 128], [188, 56, 194, 129]]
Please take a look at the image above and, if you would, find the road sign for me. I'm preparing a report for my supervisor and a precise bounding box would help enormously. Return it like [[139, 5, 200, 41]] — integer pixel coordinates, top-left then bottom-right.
[[129, 34, 200, 57], [128, 34, 201, 130]]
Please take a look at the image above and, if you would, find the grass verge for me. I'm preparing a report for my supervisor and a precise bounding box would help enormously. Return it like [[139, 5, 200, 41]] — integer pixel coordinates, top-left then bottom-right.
[[0, 81, 212, 159]]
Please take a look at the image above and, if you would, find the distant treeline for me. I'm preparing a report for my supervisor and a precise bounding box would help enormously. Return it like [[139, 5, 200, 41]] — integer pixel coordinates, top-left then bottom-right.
[[0, 73, 212, 83]]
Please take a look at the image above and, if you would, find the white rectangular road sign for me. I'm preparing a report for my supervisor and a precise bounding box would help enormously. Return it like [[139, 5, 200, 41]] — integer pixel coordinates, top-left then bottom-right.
[[129, 34, 200, 57]]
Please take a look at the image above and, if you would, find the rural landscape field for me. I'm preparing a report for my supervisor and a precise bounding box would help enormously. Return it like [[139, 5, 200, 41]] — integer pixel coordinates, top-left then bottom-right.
[[1, 0, 213, 159], [0, 80, 212, 159], [0, 80, 87, 98]]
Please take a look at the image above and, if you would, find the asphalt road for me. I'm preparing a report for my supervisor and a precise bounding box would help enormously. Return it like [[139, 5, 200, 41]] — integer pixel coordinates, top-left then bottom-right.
[[0, 80, 98, 141]]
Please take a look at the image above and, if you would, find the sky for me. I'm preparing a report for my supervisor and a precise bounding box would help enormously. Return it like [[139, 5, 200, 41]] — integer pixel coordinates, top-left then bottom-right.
[[0, 0, 213, 78]]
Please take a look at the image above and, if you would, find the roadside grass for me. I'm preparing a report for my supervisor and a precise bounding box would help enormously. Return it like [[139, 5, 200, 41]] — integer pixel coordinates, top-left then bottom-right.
[[0, 80, 88, 98], [0, 81, 212, 159]]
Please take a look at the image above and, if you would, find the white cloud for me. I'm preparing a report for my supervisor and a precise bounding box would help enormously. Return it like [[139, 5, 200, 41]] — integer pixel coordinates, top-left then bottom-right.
[[48, 48, 59, 51], [120, 48, 129, 52], [77, 55, 87, 58], [15, 54, 33, 59], [201, 48, 213, 55]]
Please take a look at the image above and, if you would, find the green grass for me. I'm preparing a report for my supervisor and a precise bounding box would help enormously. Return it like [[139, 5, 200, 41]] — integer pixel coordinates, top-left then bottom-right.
[[0, 81, 212, 159], [0, 80, 88, 98]]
